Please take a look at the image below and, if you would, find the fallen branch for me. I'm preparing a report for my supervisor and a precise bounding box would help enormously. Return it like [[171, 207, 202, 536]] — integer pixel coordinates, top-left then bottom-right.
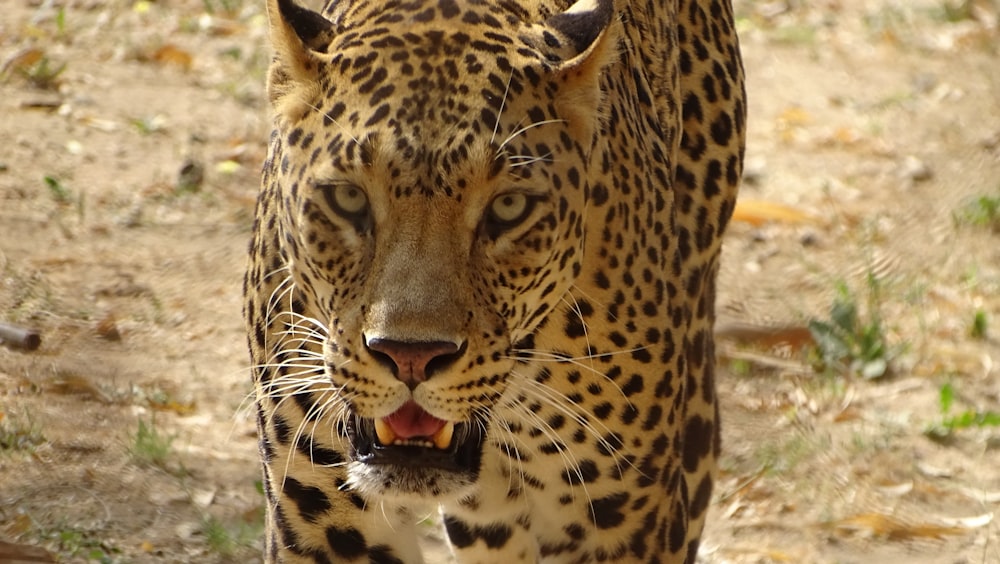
[[0, 322, 41, 351]]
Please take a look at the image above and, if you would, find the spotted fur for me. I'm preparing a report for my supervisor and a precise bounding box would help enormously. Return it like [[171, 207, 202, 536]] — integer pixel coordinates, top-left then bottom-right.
[[244, 0, 745, 561]]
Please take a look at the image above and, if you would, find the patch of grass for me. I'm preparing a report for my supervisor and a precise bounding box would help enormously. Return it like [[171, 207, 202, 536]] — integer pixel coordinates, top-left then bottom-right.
[[971, 309, 988, 340], [130, 115, 167, 135], [43, 175, 86, 220], [128, 417, 175, 469], [202, 516, 236, 555], [772, 23, 817, 45], [202, 0, 244, 16], [3, 266, 58, 323], [754, 427, 822, 476], [729, 358, 752, 376], [39, 526, 121, 562], [862, 5, 911, 38], [935, 0, 976, 22], [953, 193, 1000, 232], [54, 7, 68, 38], [925, 382, 1000, 442], [18, 56, 67, 90], [0, 409, 45, 453], [201, 513, 263, 557], [44, 175, 72, 203], [808, 275, 898, 380]]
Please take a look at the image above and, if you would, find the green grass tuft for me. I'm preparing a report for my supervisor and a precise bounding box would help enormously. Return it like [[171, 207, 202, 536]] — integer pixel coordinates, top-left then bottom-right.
[[954, 193, 1000, 232], [0, 409, 45, 453], [128, 417, 175, 469], [925, 382, 1000, 442], [808, 275, 898, 380]]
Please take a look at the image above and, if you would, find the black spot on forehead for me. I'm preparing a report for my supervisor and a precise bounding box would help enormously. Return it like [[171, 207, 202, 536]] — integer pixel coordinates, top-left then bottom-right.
[[438, 0, 460, 18]]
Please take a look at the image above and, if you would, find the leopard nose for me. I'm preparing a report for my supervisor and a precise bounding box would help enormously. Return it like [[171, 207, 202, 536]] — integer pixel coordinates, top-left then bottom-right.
[[364, 337, 465, 390]]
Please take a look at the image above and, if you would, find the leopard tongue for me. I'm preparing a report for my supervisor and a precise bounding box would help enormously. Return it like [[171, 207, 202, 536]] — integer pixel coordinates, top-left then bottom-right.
[[374, 401, 454, 449]]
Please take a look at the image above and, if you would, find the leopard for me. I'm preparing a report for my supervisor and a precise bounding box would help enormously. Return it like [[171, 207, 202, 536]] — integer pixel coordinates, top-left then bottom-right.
[[243, 0, 745, 560]]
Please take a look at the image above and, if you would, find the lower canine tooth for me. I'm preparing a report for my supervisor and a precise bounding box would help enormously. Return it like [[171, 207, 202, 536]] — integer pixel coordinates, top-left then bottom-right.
[[374, 419, 397, 446], [433, 422, 455, 450]]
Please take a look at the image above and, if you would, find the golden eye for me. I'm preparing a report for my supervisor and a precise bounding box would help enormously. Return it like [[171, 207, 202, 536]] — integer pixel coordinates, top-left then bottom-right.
[[319, 183, 371, 232], [483, 192, 541, 239], [333, 185, 369, 216], [489, 193, 529, 224]]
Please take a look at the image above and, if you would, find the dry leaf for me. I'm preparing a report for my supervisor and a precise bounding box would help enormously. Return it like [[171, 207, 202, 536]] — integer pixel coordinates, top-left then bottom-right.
[[778, 106, 812, 127], [96, 312, 122, 341], [875, 481, 914, 497], [731, 200, 820, 226], [46, 373, 107, 401], [761, 549, 797, 562], [715, 321, 815, 350], [149, 397, 197, 416], [1, 47, 43, 76], [817, 126, 862, 148], [0, 539, 56, 563], [151, 44, 193, 70], [198, 15, 245, 36], [4, 514, 33, 536], [832, 405, 863, 423], [828, 512, 970, 541]]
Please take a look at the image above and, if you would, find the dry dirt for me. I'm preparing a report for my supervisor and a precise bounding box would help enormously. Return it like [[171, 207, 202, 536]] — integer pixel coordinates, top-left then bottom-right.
[[1, 0, 999, 562]]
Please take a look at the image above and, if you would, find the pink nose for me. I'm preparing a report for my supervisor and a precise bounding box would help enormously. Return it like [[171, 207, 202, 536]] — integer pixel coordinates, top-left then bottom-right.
[[365, 338, 463, 389]]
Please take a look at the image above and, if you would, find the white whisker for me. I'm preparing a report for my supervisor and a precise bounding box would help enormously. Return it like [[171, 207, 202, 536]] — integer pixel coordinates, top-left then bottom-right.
[[305, 101, 362, 148], [507, 154, 553, 168], [490, 72, 514, 146], [508, 373, 641, 479], [498, 119, 566, 153]]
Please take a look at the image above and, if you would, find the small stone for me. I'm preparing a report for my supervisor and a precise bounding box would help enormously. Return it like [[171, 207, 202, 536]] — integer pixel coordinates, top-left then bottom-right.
[[799, 229, 820, 247], [175, 521, 200, 540], [741, 156, 767, 187], [177, 159, 205, 193], [191, 489, 216, 508], [900, 155, 932, 182]]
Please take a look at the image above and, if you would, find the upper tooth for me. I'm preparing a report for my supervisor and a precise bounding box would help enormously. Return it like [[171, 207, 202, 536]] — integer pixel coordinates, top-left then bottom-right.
[[374, 418, 397, 446], [433, 422, 455, 450]]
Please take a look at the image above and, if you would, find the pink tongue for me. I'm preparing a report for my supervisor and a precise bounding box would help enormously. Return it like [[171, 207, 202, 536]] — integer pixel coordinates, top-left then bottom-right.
[[384, 401, 445, 439]]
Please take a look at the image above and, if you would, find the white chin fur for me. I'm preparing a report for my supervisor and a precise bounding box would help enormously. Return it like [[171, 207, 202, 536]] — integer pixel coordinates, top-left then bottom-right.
[[345, 461, 477, 503]]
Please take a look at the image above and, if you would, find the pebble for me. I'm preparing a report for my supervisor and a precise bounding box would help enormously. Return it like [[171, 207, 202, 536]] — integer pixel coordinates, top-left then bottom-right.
[[899, 155, 932, 182]]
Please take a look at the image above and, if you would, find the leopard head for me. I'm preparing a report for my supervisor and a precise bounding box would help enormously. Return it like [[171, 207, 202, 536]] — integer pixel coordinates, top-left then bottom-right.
[[263, 0, 618, 499]]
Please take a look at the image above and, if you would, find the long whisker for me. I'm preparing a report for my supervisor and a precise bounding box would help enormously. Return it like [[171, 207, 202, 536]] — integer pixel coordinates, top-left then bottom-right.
[[508, 373, 641, 479], [477, 386, 529, 498], [507, 346, 647, 363], [305, 101, 362, 148], [490, 71, 514, 146], [498, 386, 594, 507], [561, 292, 595, 379], [507, 154, 553, 168], [498, 119, 566, 153], [505, 348, 641, 411]]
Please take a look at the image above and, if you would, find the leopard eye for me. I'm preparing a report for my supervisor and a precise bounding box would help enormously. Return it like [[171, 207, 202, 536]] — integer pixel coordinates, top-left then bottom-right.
[[487, 193, 532, 227], [320, 183, 371, 231], [332, 185, 368, 215]]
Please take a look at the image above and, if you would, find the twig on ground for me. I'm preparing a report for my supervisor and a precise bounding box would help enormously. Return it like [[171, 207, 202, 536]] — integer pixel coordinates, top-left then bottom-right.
[[0, 322, 42, 351]]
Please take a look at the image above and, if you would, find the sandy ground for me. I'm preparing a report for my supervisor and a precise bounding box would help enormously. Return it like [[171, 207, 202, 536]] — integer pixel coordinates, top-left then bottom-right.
[[1, 0, 998, 562]]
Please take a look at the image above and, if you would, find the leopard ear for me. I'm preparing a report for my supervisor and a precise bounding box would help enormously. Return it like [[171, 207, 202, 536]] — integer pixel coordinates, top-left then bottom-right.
[[543, 0, 616, 65], [266, 0, 336, 115], [534, 0, 619, 140]]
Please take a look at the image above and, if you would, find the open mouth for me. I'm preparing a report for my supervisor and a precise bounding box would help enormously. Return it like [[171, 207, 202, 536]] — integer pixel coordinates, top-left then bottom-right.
[[349, 401, 484, 474]]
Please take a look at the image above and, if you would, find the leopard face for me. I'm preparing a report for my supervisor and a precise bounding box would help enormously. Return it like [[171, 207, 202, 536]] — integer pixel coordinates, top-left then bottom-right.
[[259, 0, 616, 501], [245, 0, 744, 560]]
